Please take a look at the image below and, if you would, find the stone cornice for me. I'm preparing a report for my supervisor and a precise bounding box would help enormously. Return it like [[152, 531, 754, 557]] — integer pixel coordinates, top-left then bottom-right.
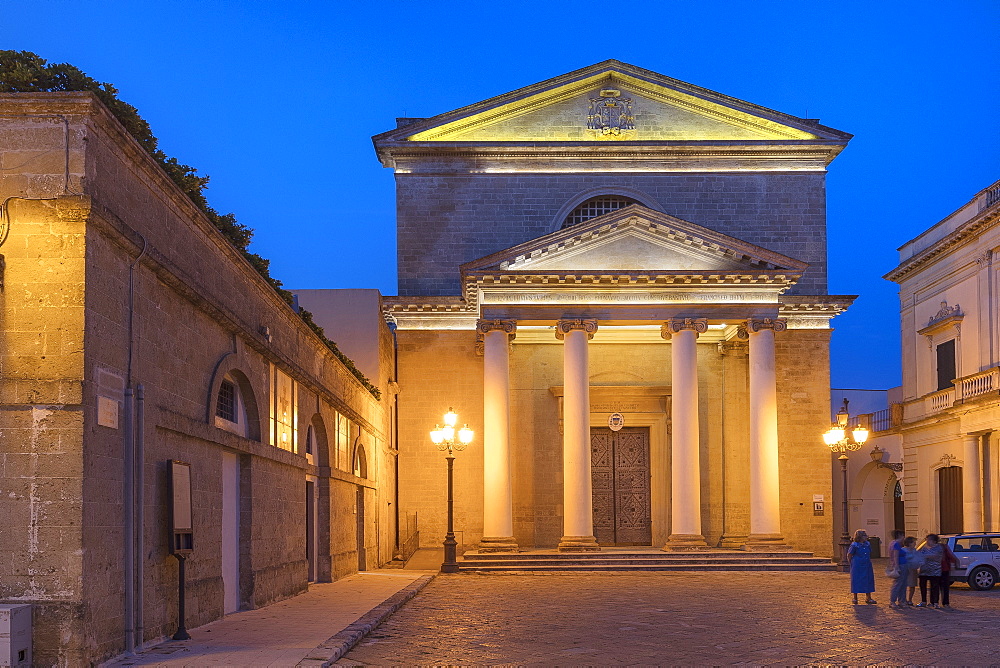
[[468, 271, 800, 285], [382, 142, 845, 173], [885, 200, 1000, 283], [462, 206, 809, 275], [777, 295, 855, 329], [778, 295, 857, 313]]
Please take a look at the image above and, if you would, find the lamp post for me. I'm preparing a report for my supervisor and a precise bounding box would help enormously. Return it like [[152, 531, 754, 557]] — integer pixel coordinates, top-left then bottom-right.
[[430, 408, 474, 573], [822, 398, 869, 572]]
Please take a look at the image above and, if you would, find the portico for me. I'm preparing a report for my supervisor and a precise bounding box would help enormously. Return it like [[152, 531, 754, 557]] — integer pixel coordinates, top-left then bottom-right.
[[387, 205, 852, 554]]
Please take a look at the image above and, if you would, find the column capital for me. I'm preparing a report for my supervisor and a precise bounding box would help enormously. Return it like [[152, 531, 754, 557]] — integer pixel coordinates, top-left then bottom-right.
[[736, 318, 787, 339], [660, 318, 708, 340], [555, 319, 598, 340], [477, 319, 517, 339], [476, 319, 516, 356]]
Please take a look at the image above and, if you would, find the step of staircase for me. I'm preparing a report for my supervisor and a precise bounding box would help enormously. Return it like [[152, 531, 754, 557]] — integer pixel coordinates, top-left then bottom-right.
[[457, 549, 836, 572]]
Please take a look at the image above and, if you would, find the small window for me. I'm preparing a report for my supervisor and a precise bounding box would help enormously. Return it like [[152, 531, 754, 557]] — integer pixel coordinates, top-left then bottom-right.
[[354, 442, 368, 479], [562, 196, 638, 228], [305, 425, 314, 456], [936, 339, 956, 391], [217, 379, 237, 423]]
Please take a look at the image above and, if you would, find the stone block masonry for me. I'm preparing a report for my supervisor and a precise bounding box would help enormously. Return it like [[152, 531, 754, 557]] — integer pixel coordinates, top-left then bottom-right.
[[0, 93, 396, 666], [396, 172, 827, 296]]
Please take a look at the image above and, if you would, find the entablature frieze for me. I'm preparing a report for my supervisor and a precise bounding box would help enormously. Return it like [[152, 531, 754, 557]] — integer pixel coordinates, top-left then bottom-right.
[[384, 294, 855, 331]]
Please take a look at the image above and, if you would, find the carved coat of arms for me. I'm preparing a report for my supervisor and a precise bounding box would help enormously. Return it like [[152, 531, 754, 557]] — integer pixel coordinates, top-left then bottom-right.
[[587, 89, 635, 136]]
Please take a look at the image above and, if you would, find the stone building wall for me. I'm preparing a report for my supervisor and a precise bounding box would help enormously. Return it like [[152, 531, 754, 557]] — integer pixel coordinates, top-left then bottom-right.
[[396, 172, 827, 296], [775, 329, 835, 556], [0, 93, 394, 666]]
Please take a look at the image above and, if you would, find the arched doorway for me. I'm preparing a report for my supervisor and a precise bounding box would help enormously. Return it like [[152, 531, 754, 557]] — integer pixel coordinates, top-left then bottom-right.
[[852, 463, 901, 550]]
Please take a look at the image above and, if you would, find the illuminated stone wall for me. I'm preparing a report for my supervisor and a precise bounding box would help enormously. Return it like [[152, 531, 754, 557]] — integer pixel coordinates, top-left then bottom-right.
[[396, 330, 834, 557], [0, 93, 394, 665], [0, 194, 90, 662]]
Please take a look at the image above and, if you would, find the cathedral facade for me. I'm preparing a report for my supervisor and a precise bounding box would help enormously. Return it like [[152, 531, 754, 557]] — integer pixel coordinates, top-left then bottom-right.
[[377, 61, 854, 555]]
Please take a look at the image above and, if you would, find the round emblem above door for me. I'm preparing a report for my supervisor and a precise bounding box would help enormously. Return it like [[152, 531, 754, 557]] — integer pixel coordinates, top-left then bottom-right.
[[608, 412, 625, 431]]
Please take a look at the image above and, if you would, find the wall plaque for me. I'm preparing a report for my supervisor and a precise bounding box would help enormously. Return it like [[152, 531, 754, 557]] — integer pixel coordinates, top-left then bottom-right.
[[97, 396, 119, 429]]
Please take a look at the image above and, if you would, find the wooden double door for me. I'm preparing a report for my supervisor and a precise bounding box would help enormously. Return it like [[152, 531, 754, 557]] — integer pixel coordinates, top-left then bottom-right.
[[591, 427, 652, 546]]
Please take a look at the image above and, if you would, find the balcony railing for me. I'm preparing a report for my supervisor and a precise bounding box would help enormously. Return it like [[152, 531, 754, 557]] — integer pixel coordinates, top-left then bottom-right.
[[981, 184, 1000, 211], [860, 403, 904, 433], [902, 365, 1000, 422], [928, 387, 955, 413], [868, 407, 892, 432], [955, 366, 999, 402]]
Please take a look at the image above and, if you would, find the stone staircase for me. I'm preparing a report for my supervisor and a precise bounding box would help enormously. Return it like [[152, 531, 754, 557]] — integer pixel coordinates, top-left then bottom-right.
[[458, 548, 835, 572]]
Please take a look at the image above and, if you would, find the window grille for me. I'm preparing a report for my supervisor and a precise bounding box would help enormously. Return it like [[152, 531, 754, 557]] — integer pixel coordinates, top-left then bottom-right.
[[562, 196, 638, 228], [217, 379, 237, 423]]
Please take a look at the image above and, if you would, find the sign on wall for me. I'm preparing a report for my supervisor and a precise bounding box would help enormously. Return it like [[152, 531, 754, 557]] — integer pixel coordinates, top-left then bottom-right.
[[169, 460, 194, 553]]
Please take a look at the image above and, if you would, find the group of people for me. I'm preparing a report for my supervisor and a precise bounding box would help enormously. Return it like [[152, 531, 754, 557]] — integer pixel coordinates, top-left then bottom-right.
[[847, 529, 960, 608]]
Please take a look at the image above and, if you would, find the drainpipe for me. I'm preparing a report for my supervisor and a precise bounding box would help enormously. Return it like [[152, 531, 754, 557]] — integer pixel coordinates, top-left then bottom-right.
[[135, 384, 145, 646], [123, 234, 146, 653], [123, 386, 134, 654]]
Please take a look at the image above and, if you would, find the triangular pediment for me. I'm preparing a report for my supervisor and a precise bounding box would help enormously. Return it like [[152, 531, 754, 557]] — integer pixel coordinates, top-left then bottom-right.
[[462, 205, 808, 276], [375, 60, 850, 145]]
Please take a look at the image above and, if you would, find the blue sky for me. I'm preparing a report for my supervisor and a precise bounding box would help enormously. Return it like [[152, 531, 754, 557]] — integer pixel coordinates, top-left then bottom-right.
[[5, 0, 998, 389]]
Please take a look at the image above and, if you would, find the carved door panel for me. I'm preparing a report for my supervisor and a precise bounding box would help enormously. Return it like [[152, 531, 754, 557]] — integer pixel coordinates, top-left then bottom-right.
[[590, 430, 616, 545], [591, 427, 652, 546]]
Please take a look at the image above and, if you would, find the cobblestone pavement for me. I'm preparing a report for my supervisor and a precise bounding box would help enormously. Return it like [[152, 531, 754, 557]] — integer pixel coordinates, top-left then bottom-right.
[[340, 571, 1000, 666]]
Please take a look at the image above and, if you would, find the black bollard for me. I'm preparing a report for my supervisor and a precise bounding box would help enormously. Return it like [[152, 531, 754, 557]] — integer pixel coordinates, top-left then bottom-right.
[[172, 554, 191, 640]]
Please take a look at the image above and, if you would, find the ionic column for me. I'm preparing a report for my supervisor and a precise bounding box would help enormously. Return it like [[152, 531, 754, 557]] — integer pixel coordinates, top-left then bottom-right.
[[556, 319, 600, 552], [477, 319, 519, 552], [662, 318, 708, 550], [743, 318, 790, 551], [963, 433, 984, 533]]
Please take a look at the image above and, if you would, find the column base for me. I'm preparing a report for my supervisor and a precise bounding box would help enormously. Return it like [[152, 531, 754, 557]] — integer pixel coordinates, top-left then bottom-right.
[[478, 536, 520, 553], [662, 534, 710, 551], [742, 533, 794, 552], [558, 535, 601, 552], [719, 533, 750, 549]]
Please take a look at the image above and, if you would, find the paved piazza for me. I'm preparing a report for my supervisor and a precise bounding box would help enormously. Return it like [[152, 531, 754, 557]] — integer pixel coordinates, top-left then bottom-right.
[[340, 571, 1000, 666]]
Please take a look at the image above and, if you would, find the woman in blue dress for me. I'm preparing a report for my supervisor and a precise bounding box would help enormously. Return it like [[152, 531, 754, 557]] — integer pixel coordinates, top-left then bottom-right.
[[848, 529, 876, 604]]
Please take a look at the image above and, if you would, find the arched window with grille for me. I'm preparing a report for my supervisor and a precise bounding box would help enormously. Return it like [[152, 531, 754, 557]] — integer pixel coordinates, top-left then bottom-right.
[[215, 373, 249, 438], [562, 196, 638, 228]]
